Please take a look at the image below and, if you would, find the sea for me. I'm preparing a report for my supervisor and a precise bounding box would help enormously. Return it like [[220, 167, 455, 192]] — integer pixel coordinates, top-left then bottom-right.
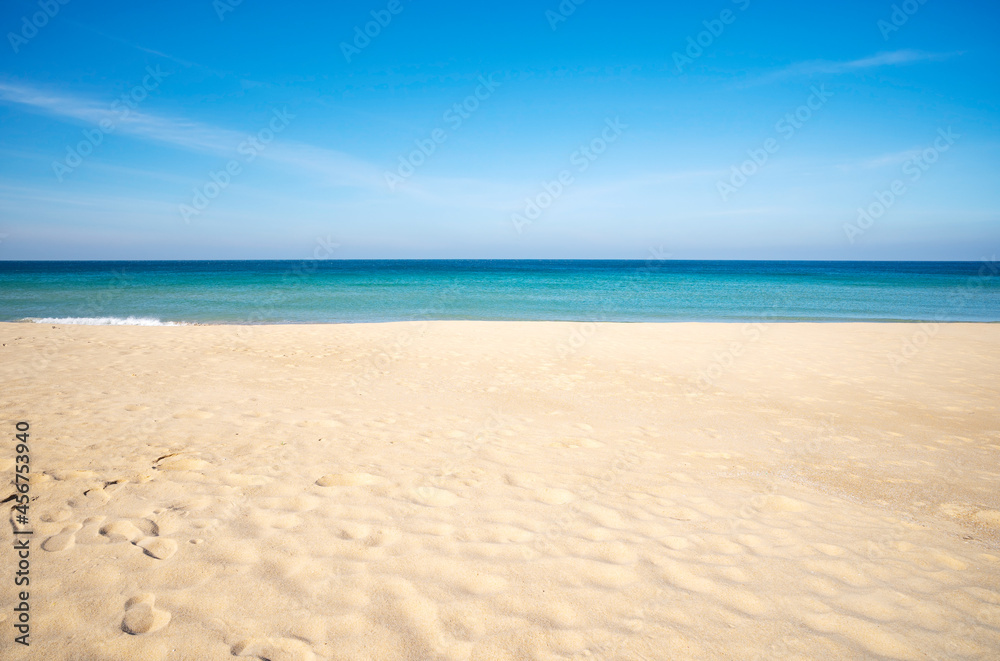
[[0, 260, 998, 325]]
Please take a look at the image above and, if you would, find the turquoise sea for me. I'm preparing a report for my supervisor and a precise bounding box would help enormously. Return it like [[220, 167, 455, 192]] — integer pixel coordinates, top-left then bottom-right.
[[0, 260, 998, 324]]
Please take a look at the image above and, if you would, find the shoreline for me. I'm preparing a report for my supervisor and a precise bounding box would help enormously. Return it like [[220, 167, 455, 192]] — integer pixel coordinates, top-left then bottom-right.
[[8, 318, 1000, 327]]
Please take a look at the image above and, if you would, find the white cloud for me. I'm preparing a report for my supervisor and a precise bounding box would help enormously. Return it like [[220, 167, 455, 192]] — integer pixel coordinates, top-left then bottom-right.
[[744, 50, 956, 86], [860, 148, 924, 169], [0, 80, 385, 190]]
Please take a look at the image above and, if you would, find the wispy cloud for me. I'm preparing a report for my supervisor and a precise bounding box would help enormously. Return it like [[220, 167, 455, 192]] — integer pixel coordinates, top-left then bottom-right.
[[744, 50, 957, 86], [64, 20, 226, 77], [830, 147, 927, 173], [0, 79, 385, 190], [0, 80, 234, 152], [859, 148, 924, 169], [0, 79, 538, 207]]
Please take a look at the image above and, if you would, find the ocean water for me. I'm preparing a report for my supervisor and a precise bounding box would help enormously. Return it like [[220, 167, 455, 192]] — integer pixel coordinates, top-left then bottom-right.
[[0, 260, 998, 324]]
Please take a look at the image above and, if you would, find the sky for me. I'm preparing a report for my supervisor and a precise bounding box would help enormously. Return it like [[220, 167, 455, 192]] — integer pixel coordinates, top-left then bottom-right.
[[0, 0, 997, 260]]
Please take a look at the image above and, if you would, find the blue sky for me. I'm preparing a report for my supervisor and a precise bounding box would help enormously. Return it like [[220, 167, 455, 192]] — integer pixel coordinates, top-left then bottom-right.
[[0, 0, 997, 260]]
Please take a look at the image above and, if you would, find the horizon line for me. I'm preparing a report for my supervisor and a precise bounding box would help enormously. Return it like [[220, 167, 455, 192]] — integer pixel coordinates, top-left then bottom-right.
[[1, 258, 995, 264]]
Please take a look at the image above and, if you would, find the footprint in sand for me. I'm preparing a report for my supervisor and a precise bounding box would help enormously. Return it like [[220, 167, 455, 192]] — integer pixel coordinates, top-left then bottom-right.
[[40, 508, 72, 523], [75, 516, 110, 545], [232, 637, 316, 661], [154, 454, 210, 471], [337, 522, 371, 540], [42, 523, 83, 552], [68, 486, 111, 509], [137, 537, 178, 560], [100, 520, 144, 543], [100, 520, 178, 560], [122, 594, 170, 634]]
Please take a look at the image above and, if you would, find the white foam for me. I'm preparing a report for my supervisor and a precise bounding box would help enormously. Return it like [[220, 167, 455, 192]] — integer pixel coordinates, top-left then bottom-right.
[[25, 317, 184, 326]]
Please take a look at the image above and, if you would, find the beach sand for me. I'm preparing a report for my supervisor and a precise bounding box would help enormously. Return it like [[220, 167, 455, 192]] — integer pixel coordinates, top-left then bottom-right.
[[1, 321, 998, 660]]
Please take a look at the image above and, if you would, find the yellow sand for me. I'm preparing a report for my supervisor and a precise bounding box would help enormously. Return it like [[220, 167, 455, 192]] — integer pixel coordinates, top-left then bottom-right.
[[1, 321, 999, 660]]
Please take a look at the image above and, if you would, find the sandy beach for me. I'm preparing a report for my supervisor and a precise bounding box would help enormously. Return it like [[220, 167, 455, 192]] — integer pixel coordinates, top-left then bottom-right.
[[1, 320, 998, 660]]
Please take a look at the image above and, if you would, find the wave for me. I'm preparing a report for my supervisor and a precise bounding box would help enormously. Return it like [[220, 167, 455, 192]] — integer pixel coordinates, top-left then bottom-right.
[[23, 317, 184, 326]]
